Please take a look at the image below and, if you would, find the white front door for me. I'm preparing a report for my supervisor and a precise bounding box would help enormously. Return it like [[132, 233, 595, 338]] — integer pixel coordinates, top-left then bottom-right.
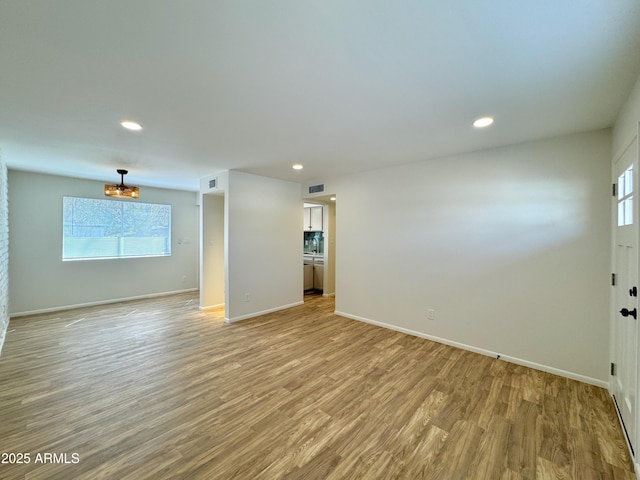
[[612, 131, 639, 456]]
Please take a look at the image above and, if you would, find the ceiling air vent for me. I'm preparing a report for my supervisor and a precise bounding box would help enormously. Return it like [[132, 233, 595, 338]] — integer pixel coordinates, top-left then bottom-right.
[[209, 178, 217, 189], [308, 184, 324, 194]]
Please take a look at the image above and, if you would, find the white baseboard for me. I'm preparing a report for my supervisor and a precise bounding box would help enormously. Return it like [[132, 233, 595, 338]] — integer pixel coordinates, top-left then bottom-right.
[[225, 301, 304, 323], [11, 288, 199, 317], [199, 302, 225, 311], [610, 393, 638, 477], [335, 310, 608, 389]]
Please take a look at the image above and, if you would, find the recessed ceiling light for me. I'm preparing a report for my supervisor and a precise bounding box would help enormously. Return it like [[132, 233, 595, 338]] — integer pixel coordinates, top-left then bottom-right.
[[473, 117, 494, 128], [292, 164, 304, 170], [120, 120, 143, 131], [330, 196, 336, 201]]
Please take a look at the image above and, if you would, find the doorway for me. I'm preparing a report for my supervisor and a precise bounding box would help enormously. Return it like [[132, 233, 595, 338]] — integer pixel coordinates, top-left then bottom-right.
[[200, 192, 225, 313], [302, 195, 336, 299]]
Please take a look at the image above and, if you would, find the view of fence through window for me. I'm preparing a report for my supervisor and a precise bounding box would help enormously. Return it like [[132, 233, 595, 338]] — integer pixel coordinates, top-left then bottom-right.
[[63, 197, 171, 260]]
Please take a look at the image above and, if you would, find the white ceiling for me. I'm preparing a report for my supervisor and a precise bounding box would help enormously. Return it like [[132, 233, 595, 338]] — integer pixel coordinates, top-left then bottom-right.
[[2, 1, 640, 191]]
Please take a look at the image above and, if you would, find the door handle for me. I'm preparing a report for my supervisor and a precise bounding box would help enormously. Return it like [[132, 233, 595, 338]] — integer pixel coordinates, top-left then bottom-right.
[[620, 308, 637, 319], [631, 286, 638, 297]]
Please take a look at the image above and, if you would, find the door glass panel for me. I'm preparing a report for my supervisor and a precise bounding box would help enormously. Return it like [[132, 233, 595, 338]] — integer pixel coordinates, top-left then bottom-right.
[[618, 165, 634, 226], [625, 197, 633, 226]]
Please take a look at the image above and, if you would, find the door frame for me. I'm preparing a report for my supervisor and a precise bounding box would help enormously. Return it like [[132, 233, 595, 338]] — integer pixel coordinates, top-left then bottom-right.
[[610, 124, 640, 475]]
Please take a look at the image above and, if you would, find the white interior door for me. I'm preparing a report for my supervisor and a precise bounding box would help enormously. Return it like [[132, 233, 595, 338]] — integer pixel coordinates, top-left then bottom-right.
[[612, 133, 639, 456]]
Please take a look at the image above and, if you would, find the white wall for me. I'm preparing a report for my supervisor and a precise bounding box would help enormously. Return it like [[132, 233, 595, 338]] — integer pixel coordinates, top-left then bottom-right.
[[0, 151, 8, 353], [200, 193, 225, 308], [613, 73, 640, 159], [225, 171, 302, 321], [9, 170, 199, 315], [333, 130, 611, 385]]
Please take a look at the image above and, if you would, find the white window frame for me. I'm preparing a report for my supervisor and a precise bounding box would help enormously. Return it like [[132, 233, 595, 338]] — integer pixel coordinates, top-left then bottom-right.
[[62, 196, 172, 261]]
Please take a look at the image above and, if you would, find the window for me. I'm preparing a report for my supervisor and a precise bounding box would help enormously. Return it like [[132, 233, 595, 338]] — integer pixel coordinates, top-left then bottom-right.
[[618, 166, 634, 227], [63, 197, 171, 260]]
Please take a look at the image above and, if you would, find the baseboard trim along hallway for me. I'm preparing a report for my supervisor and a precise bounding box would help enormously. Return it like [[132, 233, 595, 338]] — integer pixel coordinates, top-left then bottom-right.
[[334, 310, 608, 389]]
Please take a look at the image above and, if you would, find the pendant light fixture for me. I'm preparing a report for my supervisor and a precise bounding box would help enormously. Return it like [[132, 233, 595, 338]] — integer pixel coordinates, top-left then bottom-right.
[[104, 169, 140, 198]]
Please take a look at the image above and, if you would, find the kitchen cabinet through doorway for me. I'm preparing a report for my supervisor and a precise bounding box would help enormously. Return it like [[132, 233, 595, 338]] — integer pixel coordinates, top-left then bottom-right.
[[303, 206, 323, 231]]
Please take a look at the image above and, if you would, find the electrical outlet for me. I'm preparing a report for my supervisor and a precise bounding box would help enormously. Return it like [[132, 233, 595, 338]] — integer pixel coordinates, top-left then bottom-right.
[[427, 308, 435, 321], [244, 293, 250, 302]]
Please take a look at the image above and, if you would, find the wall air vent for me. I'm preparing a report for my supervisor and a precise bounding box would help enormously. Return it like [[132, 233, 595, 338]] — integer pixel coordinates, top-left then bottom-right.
[[209, 178, 217, 189], [309, 184, 324, 194]]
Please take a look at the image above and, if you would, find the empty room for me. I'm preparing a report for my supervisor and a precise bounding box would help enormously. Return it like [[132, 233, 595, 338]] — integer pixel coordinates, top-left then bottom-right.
[[2, 1, 640, 479]]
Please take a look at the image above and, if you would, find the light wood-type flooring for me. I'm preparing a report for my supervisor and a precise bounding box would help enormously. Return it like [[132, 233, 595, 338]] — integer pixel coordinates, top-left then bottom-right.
[[0, 292, 635, 479]]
